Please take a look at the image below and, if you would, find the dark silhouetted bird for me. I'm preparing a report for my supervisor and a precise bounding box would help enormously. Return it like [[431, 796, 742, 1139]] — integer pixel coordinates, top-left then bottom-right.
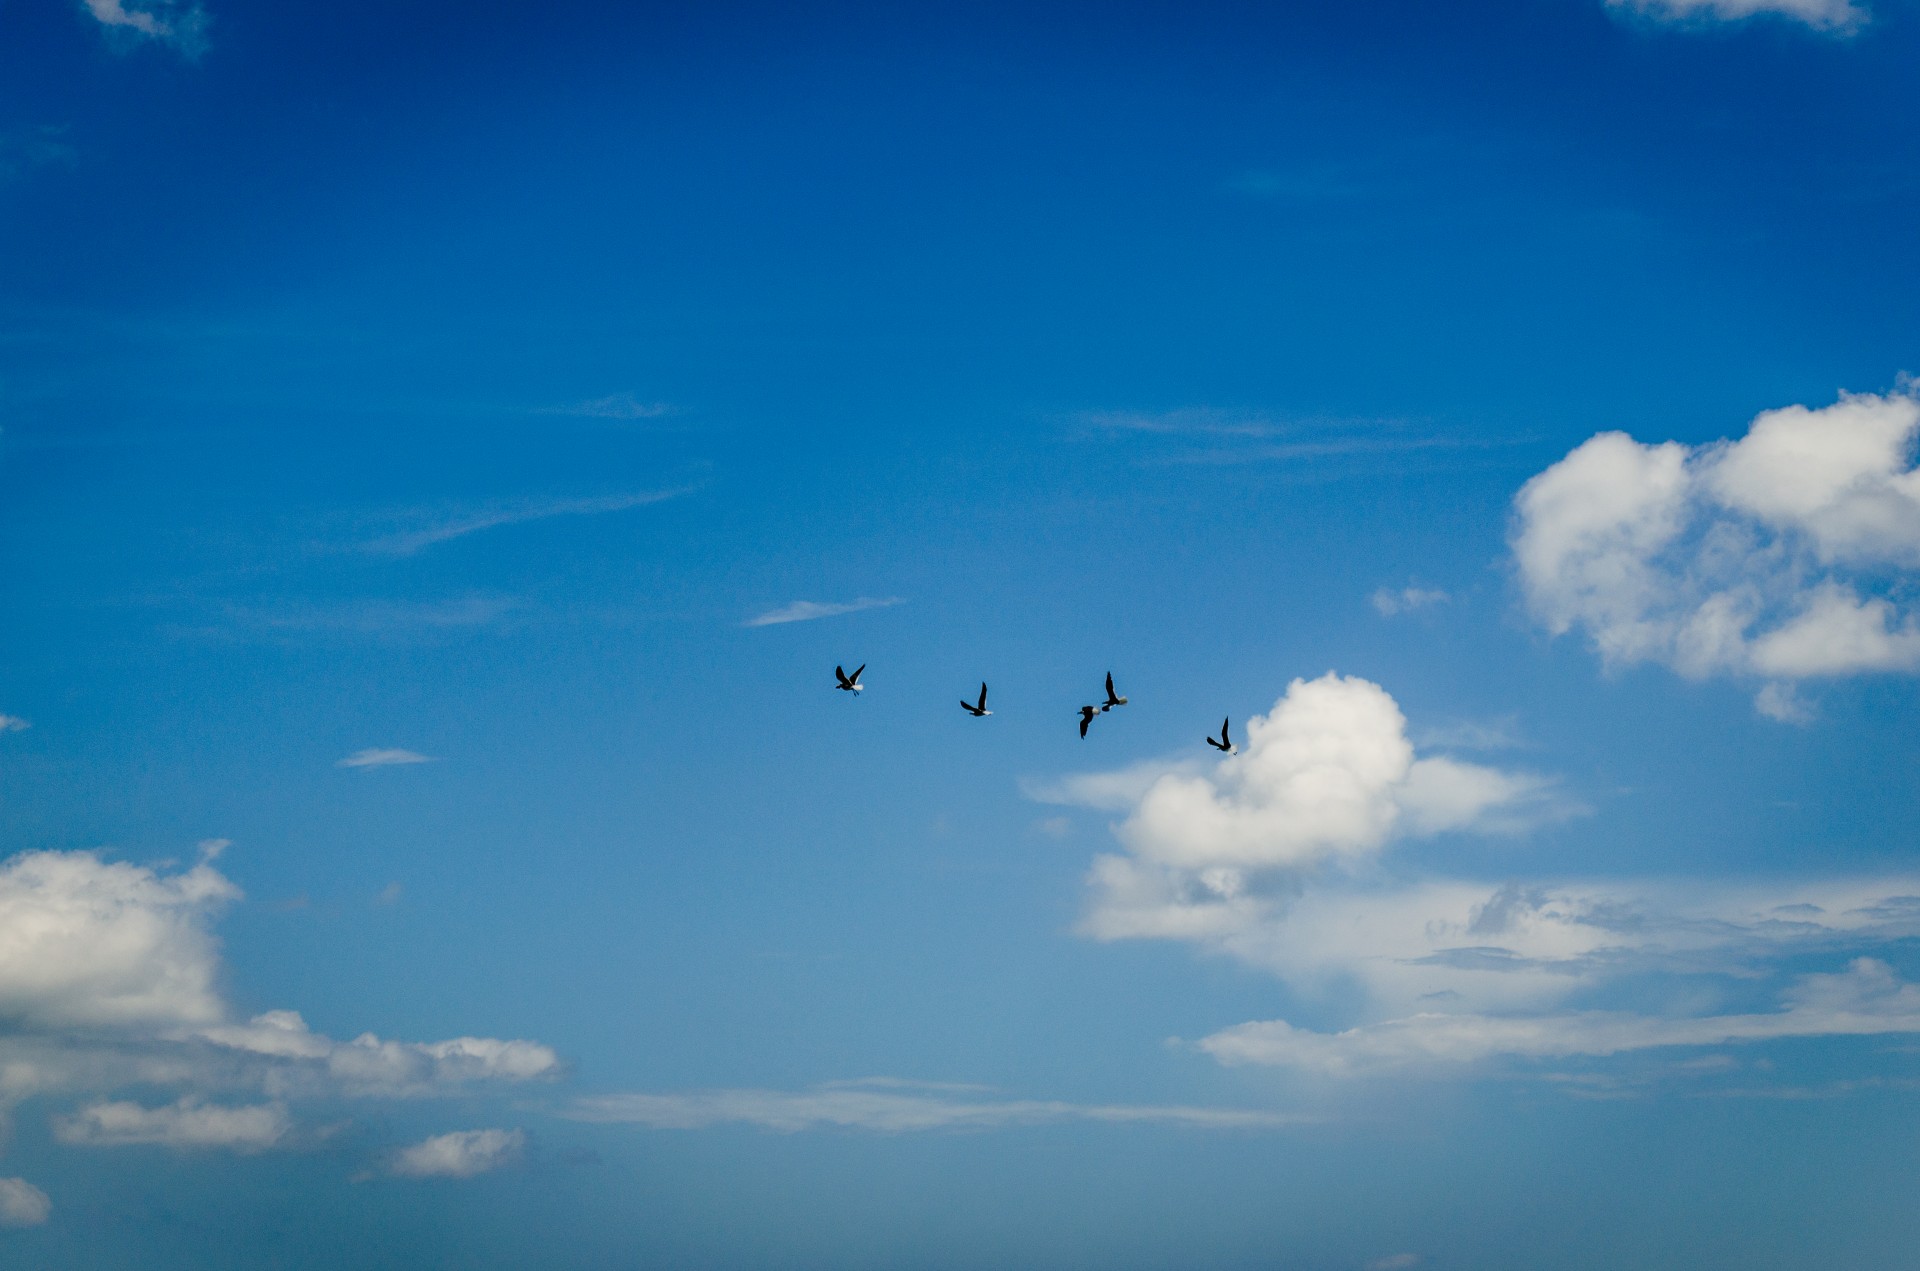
[[1078, 705, 1098, 738], [1206, 717, 1233, 752], [1101, 672, 1128, 712], [961, 683, 991, 717], [834, 664, 865, 694]]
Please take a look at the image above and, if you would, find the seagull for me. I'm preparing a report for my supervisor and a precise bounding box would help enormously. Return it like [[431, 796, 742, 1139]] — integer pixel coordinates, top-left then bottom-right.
[[961, 683, 992, 717], [1078, 705, 1097, 738], [1206, 717, 1234, 752], [1100, 672, 1128, 712], [835, 664, 865, 694]]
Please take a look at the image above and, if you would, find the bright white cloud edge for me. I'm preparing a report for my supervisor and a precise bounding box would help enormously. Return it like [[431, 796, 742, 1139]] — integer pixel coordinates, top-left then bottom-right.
[[337, 748, 435, 769]]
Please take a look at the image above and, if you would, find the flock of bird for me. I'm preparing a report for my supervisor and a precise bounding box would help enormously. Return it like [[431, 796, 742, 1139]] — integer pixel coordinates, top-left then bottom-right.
[[833, 664, 1236, 752]]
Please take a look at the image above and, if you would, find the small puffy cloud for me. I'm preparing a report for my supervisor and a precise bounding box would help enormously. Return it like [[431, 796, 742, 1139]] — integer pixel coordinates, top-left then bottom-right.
[[1512, 389, 1920, 709], [0, 850, 238, 1029], [81, 0, 209, 55], [0, 1178, 50, 1228], [1111, 674, 1550, 873], [1605, 0, 1865, 33], [1366, 1257, 1421, 1271], [337, 748, 434, 770], [567, 1079, 1300, 1133], [1202, 958, 1920, 1076], [1371, 586, 1449, 617], [55, 1098, 290, 1153], [373, 882, 404, 907], [389, 1128, 525, 1178], [0, 715, 27, 733], [744, 596, 903, 627]]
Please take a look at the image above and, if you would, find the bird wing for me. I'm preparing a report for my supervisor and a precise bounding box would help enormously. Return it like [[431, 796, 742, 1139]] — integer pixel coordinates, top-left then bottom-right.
[[851, 664, 865, 683], [835, 665, 849, 686], [1223, 718, 1232, 745], [1080, 716, 1090, 737], [1105, 672, 1116, 698], [977, 683, 989, 709]]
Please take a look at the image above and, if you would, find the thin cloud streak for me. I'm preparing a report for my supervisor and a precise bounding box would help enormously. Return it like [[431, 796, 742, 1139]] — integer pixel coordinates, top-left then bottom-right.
[[744, 596, 904, 627], [565, 1080, 1305, 1133], [362, 488, 692, 556], [336, 748, 434, 770]]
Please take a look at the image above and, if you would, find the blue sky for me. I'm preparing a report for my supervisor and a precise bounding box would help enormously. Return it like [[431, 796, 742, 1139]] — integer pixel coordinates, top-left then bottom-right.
[[6, 0, 1920, 1265]]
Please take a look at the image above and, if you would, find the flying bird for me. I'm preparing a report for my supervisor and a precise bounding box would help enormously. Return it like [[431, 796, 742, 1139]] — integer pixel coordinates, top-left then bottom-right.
[[835, 664, 865, 693], [961, 683, 992, 717], [1100, 672, 1128, 712], [1078, 705, 1097, 738], [1206, 717, 1233, 752]]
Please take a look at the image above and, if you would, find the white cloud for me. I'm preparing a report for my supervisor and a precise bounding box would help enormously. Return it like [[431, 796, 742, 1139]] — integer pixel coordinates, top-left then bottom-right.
[[362, 489, 689, 556], [55, 1098, 290, 1153], [1512, 389, 1920, 708], [744, 596, 904, 627], [0, 848, 560, 1170], [566, 1079, 1301, 1133], [81, 0, 209, 55], [1371, 586, 1450, 617], [0, 1178, 49, 1228], [538, 393, 675, 421], [192, 1009, 563, 1098], [1366, 1257, 1421, 1271], [0, 715, 27, 733], [1052, 675, 1562, 954], [1202, 958, 1920, 1075], [389, 1128, 525, 1178], [1605, 0, 1866, 33], [0, 850, 237, 1029], [336, 748, 435, 770]]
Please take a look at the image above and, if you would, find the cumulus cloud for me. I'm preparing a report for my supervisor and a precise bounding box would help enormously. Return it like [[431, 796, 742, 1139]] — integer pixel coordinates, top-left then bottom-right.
[[389, 1128, 526, 1178], [80, 0, 209, 56], [1371, 586, 1449, 617], [0, 849, 237, 1029], [1054, 674, 1563, 953], [336, 748, 435, 770], [1202, 958, 1920, 1075], [567, 1079, 1301, 1133], [1512, 389, 1920, 710], [0, 1178, 50, 1227], [1605, 0, 1866, 33], [55, 1098, 290, 1153], [0, 848, 560, 1174], [744, 596, 904, 627]]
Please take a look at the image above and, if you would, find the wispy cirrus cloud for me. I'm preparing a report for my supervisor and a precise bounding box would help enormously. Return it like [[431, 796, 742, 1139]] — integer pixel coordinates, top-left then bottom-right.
[[336, 748, 434, 770], [1605, 0, 1866, 33], [81, 0, 210, 57], [566, 1078, 1302, 1134], [536, 393, 676, 421], [744, 596, 903, 627], [1076, 408, 1527, 469], [361, 488, 691, 556], [0, 715, 28, 733]]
